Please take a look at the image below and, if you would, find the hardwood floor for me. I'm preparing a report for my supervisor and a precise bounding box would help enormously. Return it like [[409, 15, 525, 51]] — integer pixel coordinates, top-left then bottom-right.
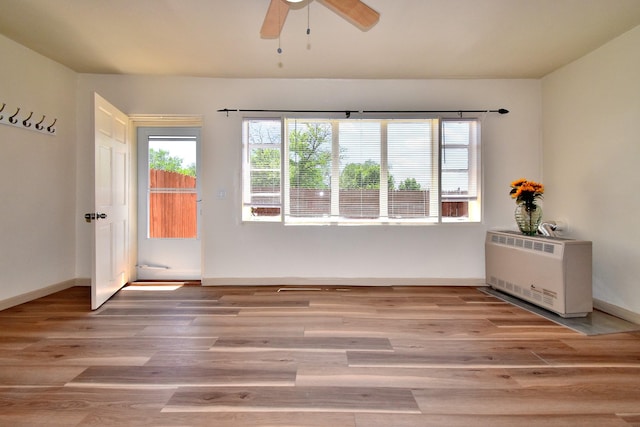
[[1, 285, 639, 426]]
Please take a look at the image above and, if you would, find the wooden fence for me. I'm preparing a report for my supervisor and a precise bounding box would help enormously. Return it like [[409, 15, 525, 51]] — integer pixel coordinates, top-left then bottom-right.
[[254, 188, 431, 218], [150, 171, 466, 231], [252, 187, 468, 218], [149, 169, 197, 238], [288, 188, 430, 218]]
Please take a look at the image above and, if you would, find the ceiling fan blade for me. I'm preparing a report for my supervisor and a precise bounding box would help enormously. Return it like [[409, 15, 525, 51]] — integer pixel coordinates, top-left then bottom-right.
[[261, 0, 290, 39], [318, 0, 380, 31]]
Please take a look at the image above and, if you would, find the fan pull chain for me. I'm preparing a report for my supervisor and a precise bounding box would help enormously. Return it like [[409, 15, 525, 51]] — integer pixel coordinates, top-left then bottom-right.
[[277, 0, 283, 53], [306, 1, 311, 35]]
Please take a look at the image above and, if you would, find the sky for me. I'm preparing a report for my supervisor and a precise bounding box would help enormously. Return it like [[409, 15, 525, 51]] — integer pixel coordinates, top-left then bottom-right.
[[149, 137, 197, 169]]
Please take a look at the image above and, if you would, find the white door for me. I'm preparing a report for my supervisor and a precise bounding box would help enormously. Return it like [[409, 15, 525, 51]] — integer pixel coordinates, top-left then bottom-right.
[[91, 93, 130, 309], [136, 127, 201, 280]]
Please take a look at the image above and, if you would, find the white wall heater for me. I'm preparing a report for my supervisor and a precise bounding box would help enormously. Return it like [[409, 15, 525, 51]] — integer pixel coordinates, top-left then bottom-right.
[[485, 230, 592, 318]]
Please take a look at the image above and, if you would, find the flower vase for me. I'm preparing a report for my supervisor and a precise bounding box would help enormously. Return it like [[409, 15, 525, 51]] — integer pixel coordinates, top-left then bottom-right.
[[514, 203, 542, 236]]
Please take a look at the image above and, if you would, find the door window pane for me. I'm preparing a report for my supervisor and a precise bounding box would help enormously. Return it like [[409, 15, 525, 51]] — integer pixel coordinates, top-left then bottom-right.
[[148, 136, 197, 238]]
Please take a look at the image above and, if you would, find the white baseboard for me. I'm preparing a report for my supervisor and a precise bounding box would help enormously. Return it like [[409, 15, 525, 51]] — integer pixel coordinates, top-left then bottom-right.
[[0, 279, 80, 311], [202, 277, 486, 287], [594, 298, 640, 325], [75, 277, 91, 286]]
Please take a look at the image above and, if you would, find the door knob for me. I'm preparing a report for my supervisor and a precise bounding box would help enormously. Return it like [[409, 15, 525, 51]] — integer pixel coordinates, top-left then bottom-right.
[[84, 212, 107, 223]]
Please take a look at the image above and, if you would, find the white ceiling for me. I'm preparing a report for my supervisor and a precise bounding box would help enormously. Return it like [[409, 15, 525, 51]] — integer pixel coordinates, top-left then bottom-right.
[[1, 0, 639, 79]]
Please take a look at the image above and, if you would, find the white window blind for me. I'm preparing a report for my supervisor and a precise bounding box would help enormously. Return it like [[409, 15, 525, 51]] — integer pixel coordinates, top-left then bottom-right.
[[441, 119, 479, 200], [285, 120, 333, 218], [441, 119, 480, 221], [243, 116, 481, 224], [387, 120, 438, 220], [242, 119, 282, 221], [338, 121, 381, 219]]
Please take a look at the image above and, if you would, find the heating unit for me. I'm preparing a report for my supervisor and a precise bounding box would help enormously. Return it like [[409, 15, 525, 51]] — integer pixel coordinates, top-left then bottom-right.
[[485, 230, 592, 318]]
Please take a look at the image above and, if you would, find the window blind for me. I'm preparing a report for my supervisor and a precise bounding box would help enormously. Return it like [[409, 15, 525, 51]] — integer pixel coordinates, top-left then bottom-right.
[[338, 121, 381, 218], [387, 120, 437, 219], [243, 119, 282, 220], [286, 120, 333, 218], [244, 116, 482, 224], [441, 119, 479, 200]]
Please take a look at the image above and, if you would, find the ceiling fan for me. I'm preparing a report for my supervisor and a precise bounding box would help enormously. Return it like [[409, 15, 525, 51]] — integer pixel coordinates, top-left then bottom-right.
[[260, 0, 380, 39]]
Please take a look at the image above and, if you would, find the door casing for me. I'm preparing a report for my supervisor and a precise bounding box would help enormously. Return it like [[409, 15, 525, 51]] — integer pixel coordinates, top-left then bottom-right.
[[136, 126, 202, 280]]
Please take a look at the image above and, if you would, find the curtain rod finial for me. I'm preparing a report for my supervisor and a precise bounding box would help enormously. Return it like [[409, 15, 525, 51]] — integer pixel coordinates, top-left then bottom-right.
[[498, 108, 509, 114]]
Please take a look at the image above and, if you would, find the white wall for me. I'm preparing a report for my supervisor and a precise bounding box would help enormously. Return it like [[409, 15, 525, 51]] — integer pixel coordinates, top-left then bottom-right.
[[542, 25, 640, 315], [76, 75, 541, 284], [0, 35, 77, 302]]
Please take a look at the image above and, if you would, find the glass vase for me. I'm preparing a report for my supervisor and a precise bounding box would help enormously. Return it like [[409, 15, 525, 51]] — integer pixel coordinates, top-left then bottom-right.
[[514, 203, 542, 236]]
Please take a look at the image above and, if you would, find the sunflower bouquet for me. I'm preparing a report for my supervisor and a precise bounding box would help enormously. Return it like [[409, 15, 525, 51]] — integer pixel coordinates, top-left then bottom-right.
[[509, 178, 544, 210]]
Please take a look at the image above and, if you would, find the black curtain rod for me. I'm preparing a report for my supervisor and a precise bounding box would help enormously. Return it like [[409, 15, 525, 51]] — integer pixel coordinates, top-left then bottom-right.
[[218, 108, 509, 117]]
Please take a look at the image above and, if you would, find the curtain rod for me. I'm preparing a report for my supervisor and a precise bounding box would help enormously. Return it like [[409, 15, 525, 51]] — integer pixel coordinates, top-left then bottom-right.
[[218, 108, 509, 118]]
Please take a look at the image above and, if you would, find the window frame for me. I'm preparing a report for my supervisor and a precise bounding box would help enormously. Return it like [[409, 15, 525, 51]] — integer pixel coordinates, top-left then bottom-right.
[[242, 115, 481, 225], [440, 118, 481, 222], [242, 118, 283, 222]]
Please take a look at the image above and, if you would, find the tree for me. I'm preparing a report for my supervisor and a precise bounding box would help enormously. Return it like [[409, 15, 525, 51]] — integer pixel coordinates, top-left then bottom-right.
[[398, 177, 421, 190], [388, 174, 396, 191], [149, 148, 196, 177], [250, 148, 280, 188], [340, 160, 381, 189], [340, 161, 397, 190], [289, 123, 332, 189]]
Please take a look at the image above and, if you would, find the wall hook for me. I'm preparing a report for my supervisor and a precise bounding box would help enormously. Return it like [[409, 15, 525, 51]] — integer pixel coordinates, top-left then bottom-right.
[[22, 111, 34, 128], [35, 115, 46, 130], [9, 107, 20, 124], [47, 118, 57, 133]]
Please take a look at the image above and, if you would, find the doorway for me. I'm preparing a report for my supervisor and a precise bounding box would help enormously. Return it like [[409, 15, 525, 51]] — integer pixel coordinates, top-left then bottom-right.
[[137, 127, 201, 280]]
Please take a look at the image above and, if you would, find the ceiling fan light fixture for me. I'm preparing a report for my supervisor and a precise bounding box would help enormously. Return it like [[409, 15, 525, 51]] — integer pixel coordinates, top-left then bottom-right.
[[286, 0, 305, 3]]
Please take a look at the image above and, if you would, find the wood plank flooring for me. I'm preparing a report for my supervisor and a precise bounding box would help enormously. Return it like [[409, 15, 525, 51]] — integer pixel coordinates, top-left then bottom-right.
[[1, 285, 640, 426]]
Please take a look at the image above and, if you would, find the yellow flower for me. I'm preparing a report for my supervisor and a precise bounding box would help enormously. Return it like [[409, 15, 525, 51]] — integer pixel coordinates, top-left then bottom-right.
[[510, 178, 527, 187], [509, 178, 544, 206]]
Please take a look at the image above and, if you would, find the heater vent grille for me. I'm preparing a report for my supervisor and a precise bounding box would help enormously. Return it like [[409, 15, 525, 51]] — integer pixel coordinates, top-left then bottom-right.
[[490, 232, 558, 257]]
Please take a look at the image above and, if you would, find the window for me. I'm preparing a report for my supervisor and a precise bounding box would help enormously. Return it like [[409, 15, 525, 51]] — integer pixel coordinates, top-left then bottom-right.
[[441, 119, 480, 221], [242, 119, 282, 221], [242, 116, 480, 224]]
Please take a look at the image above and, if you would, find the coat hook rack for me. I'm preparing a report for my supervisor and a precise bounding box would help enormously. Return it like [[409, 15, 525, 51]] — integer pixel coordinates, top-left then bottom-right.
[[0, 101, 57, 135]]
